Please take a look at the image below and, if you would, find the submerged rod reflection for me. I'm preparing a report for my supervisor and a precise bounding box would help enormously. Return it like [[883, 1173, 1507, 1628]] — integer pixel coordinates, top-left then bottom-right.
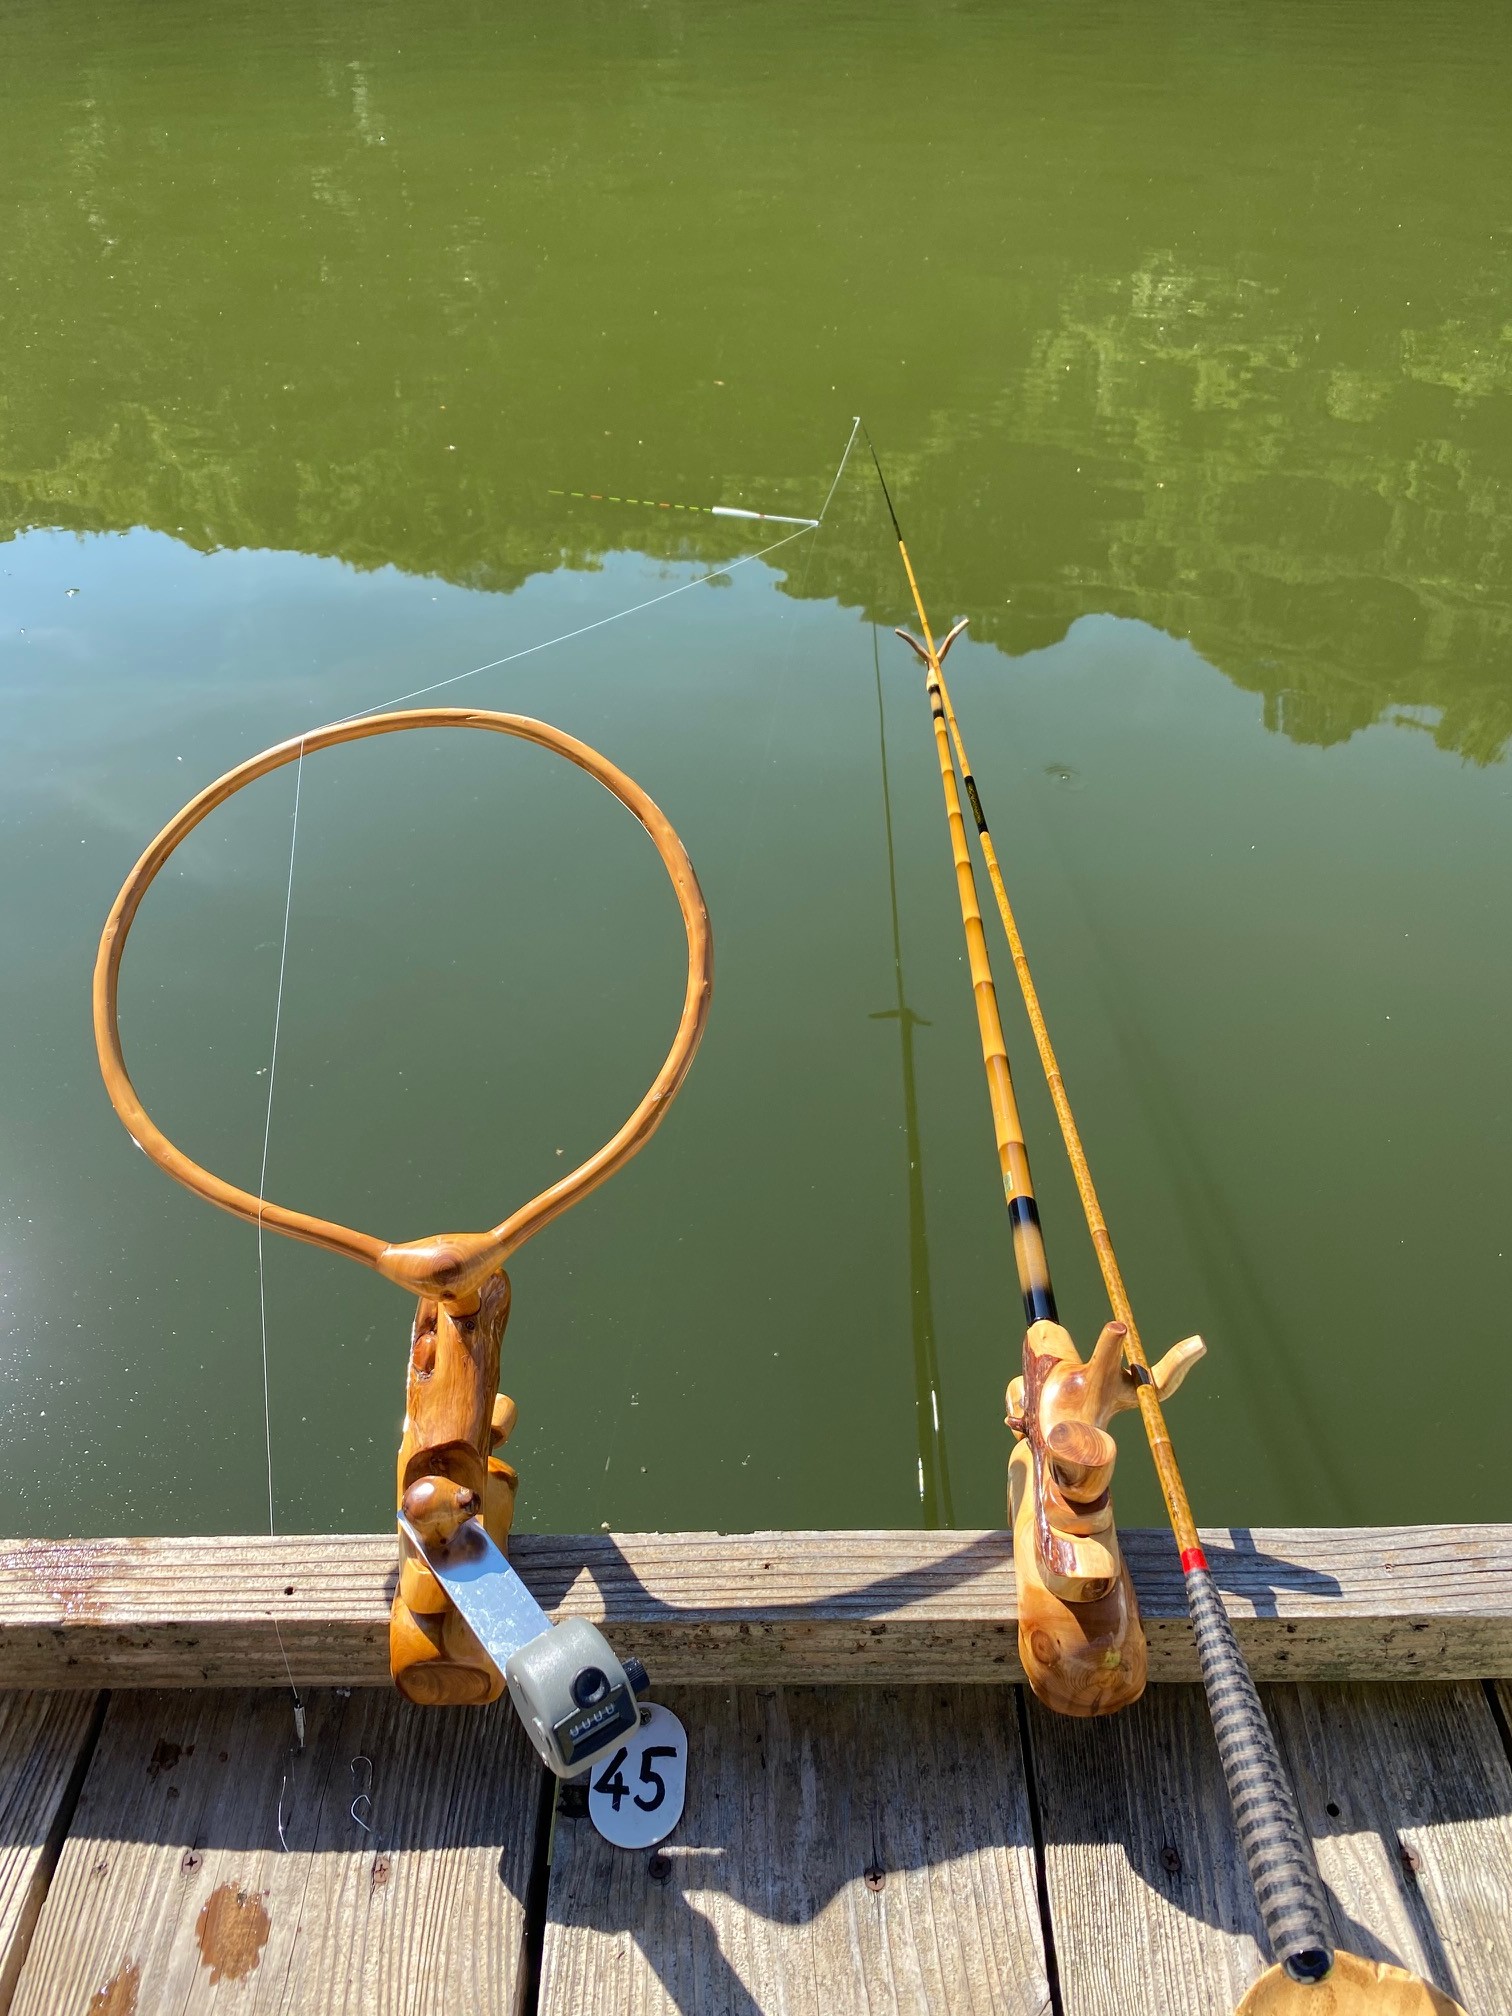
[[870, 624, 954, 1526]]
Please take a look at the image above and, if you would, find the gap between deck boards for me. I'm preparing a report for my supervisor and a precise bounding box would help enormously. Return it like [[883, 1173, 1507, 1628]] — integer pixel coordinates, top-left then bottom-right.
[[2, 1677, 1512, 2014]]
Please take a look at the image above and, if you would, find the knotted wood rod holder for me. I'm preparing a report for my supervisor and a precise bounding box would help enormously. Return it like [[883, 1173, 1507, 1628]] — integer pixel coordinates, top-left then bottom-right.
[[94, 708, 713, 1706], [1007, 1319, 1204, 1716]]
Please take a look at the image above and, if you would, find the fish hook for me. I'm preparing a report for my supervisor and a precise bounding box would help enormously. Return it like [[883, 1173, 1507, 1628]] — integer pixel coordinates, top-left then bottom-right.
[[350, 1754, 374, 1835]]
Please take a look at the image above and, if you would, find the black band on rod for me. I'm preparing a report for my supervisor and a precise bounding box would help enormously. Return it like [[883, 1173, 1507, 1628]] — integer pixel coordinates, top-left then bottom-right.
[[1006, 1197, 1058, 1325], [1022, 1281, 1058, 1326], [864, 426, 905, 544]]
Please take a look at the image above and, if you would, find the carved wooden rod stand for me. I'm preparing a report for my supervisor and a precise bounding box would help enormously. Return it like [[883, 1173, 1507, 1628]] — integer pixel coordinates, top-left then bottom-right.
[[93, 708, 712, 1706], [392, 1267, 519, 1703], [1007, 1319, 1204, 1716]]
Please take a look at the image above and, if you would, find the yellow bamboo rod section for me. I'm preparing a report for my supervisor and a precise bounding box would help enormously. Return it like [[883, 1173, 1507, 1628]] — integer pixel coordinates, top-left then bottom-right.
[[928, 658, 1203, 1560], [874, 501, 1470, 2000], [866, 439, 1201, 1559], [869, 509, 1056, 1324]]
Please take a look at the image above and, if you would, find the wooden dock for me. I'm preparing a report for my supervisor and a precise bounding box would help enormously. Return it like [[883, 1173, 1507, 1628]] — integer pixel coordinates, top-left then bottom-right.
[[0, 1526, 1509, 2014]]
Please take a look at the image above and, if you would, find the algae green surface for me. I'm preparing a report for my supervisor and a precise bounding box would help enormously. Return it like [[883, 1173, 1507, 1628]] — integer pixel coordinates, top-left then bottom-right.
[[2, 0, 1508, 1534]]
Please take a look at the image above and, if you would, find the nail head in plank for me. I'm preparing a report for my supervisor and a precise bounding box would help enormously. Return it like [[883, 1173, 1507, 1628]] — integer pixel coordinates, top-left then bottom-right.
[[9, 1688, 544, 2016], [0, 1527, 1509, 1688], [1265, 1681, 1512, 2011], [540, 1684, 1049, 2016]]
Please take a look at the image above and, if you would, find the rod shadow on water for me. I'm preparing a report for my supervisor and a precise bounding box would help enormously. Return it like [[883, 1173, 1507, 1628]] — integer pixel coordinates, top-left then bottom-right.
[[866, 624, 955, 1529]]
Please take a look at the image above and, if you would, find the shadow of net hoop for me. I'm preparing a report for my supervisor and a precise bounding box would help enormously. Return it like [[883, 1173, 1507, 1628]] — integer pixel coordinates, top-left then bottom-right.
[[93, 706, 713, 1703]]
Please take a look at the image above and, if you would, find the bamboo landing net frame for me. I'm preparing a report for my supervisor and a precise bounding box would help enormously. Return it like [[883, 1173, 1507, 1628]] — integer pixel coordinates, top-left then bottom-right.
[[93, 707, 713, 1306]]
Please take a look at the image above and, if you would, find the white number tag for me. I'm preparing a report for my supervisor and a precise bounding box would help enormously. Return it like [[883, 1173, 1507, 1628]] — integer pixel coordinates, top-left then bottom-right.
[[587, 1702, 688, 1849]]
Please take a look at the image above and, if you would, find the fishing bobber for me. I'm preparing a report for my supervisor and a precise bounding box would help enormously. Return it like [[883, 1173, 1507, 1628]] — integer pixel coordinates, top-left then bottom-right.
[[1007, 1319, 1204, 1718]]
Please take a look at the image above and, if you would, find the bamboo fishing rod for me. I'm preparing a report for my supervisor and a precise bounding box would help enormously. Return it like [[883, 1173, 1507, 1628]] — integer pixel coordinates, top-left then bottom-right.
[[866, 497, 1060, 1336], [862, 432, 1345, 1995]]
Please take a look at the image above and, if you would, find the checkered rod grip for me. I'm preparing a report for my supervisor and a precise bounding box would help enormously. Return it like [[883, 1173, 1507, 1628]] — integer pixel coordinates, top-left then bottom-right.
[[1185, 1566, 1334, 1984]]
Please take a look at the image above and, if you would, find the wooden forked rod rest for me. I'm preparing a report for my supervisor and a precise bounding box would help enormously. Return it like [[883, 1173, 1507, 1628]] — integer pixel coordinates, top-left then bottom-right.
[[1007, 1318, 1204, 1717]]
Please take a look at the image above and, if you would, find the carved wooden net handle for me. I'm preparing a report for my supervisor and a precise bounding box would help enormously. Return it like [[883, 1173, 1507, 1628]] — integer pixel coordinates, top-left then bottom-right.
[[94, 708, 713, 1302]]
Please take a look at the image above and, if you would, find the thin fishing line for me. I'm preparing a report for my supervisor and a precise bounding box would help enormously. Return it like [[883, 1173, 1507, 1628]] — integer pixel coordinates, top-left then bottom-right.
[[247, 421, 855, 1562], [256, 739, 306, 1541], [765, 417, 859, 670], [270, 1612, 306, 1749], [600, 417, 861, 1405], [818, 416, 861, 523], [585, 418, 863, 1425], [247, 528, 797, 1536], [258, 749, 309, 1764], [253, 522, 814, 1496], [325, 525, 815, 730], [726, 418, 861, 895], [325, 419, 859, 731]]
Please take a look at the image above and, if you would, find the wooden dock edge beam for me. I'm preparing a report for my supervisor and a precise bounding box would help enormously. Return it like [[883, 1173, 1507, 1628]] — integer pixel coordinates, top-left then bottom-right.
[[0, 1525, 1507, 1690]]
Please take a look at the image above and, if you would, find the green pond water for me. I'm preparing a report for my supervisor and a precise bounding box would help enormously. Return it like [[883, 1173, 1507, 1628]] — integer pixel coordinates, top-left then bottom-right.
[[2, 0, 1509, 1540]]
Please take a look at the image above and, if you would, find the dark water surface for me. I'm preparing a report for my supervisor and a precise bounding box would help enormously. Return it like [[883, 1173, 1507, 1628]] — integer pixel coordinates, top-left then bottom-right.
[[2, 1, 1508, 1537]]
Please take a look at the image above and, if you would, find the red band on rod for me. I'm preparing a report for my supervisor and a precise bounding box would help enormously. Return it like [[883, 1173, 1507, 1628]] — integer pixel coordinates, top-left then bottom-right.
[[1180, 1546, 1209, 1575]]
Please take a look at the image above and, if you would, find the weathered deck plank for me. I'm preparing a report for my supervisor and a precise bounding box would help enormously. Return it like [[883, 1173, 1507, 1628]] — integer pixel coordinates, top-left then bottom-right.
[[1028, 1679, 1512, 2016], [539, 1684, 1049, 2016], [1028, 1684, 1267, 2014], [2, 1525, 1509, 1688], [9, 1687, 543, 2016], [0, 1691, 101, 2011], [1267, 1681, 1512, 2012], [0, 1676, 1507, 2014]]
